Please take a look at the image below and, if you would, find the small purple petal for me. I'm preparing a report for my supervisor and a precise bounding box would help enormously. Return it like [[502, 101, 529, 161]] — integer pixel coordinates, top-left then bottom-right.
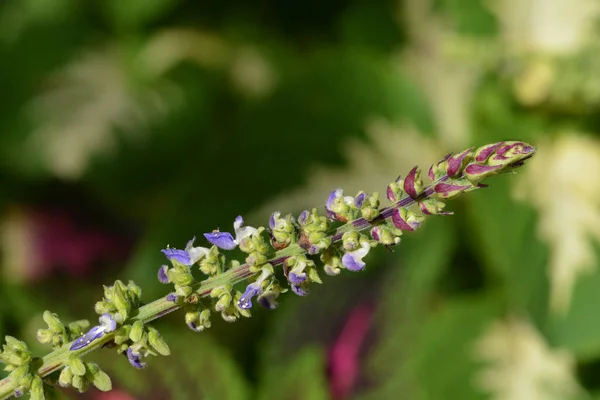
[[342, 253, 366, 271], [428, 165, 435, 181], [187, 321, 203, 332], [391, 208, 415, 231], [370, 226, 380, 241], [308, 245, 320, 255], [354, 192, 367, 208], [161, 248, 191, 266], [166, 293, 178, 302], [158, 265, 170, 284], [326, 189, 342, 211], [269, 212, 278, 230], [238, 283, 262, 309], [204, 231, 236, 250], [258, 294, 278, 310], [13, 389, 23, 398], [126, 348, 147, 369], [298, 210, 309, 225], [70, 325, 106, 351], [474, 142, 503, 163], [403, 167, 419, 198], [99, 313, 116, 332], [386, 185, 396, 202], [291, 284, 308, 296], [288, 272, 307, 284], [326, 210, 338, 221]]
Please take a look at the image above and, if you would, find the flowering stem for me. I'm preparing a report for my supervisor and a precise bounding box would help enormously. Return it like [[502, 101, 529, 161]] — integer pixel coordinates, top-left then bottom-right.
[[0, 141, 535, 400], [0, 172, 454, 399]]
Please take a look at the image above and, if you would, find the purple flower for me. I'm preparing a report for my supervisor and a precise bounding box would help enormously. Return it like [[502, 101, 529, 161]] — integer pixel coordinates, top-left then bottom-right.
[[99, 313, 117, 332], [291, 284, 308, 296], [341, 242, 371, 271], [126, 348, 147, 369], [238, 282, 262, 309], [70, 314, 116, 351], [157, 265, 170, 284], [204, 216, 257, 250], [325, 189, 353, 221], [161, 237, 209, 266], [288, 272, 307, 284], [160, 248, 191, 265]]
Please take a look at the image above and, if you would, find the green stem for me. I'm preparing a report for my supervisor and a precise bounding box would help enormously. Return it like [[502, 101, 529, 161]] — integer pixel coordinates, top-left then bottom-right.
[[0, 173, 445, 400]]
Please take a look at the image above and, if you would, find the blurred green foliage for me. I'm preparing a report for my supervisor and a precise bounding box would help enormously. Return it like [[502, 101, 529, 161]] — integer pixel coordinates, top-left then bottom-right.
[[1, 0, 600, 399]]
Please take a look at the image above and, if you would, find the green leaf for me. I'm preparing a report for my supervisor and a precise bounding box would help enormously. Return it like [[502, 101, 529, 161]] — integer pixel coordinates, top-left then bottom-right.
[[410, 294, 502, 400], [102, 0, 180, 31], [466, 177, 549, 324], [257, 346, 329, 400], [358, 218, 460, 400], [548, 244, 600, 360]]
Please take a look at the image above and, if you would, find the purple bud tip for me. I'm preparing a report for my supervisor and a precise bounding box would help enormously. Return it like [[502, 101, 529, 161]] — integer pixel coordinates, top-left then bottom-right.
[[166, 293, 178, 302], [370, 226, 380, 241], [464, 163, 502, 176], [204, 231, 237, 250], [269, 212, 279, 230], [447, 148, 472, 177], [391, 208, 414, 231], [475, 142, 503, 163], [354, 192, 367, 208], [13, 389, 23, 398], [326, 189, 342, 210], [403, 167, 419, 198], [158, 265, 170, 284], [298, 210, 309, 225], [386, 185, 396, 202]]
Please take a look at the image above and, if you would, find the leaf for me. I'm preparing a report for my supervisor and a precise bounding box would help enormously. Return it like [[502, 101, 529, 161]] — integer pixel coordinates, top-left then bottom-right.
[[357, 217, 457, 400], [473, 317, 584, 400], [102, 0, 181, 31], [102, 326, 250, 400], [257, 346, 330, 400], [513, 134, 600, 314], [547, 243, 600, 360], [466, 175, 549, 323]]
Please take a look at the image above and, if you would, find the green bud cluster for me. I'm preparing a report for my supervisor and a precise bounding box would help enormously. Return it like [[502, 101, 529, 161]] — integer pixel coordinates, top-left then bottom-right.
[[209, 285, 250, 322], [112, 321, 170, 358], [239, 226, 270, 267], [95, 280, 142, 322], [58, 355, 111, 393], [36, 311, 90, 349], [0, 337, 47, 399]]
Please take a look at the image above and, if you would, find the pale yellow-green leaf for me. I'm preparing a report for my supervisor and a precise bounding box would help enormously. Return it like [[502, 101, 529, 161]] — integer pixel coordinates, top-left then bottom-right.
[[489, 0, 600, 55], [473, 317, 582, 400], [514, 134, 600, 313]]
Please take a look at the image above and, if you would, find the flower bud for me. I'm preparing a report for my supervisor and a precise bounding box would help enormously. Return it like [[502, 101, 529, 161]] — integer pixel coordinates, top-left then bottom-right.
[[68, 354, 86, 377], [129, 321, 144, 343], [58, 367, 73, 387], [147, 327, 170, 356], [86, 362, 112, 392]]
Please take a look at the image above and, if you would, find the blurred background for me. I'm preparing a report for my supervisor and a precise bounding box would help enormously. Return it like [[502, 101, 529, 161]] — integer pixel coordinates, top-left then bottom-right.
[[0, 0, 599, 399]]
